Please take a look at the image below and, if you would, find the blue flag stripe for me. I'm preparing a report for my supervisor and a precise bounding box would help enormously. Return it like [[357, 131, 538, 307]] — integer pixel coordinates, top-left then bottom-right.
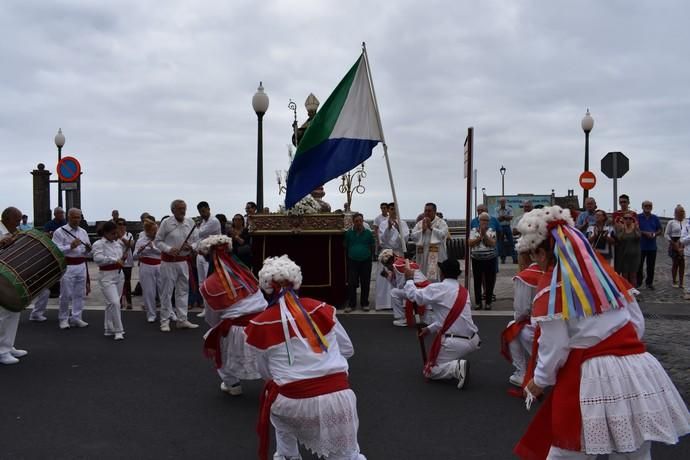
[[285, 138, 378, 209]]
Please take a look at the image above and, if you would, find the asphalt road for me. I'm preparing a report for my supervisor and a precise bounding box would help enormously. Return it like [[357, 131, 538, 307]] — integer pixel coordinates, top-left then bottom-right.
[[1, 312, 688, 459]]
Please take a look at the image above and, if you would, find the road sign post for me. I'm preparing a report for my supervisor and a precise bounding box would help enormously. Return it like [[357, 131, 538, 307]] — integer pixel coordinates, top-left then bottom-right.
[[601, 152, 629, 212]]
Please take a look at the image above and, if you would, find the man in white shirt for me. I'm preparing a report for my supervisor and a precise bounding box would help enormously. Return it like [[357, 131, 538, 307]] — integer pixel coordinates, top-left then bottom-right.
[[52, 208, 91, 330], [403, 258, 480, 389], [410, 202, 449, 281], [0, 207, 29, 365], [375, 203, 409, 310], [195, 201, 221, 319], [372, 202, 389, 251], [154, 199, 200, 332]]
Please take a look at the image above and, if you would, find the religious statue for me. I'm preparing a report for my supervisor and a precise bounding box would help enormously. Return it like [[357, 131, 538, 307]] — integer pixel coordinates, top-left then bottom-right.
[[292, 93, 320, 147], [310, 186, 331, 213]]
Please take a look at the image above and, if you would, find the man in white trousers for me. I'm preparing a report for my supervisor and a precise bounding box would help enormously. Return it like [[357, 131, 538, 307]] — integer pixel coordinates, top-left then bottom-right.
[[91, 221, 126, 340], [403, 258, 480, 389], [134, 219, 161, 323], [0, 207, 29, 365], [52, 208, 91, 330], [154, 200, 199, 332]]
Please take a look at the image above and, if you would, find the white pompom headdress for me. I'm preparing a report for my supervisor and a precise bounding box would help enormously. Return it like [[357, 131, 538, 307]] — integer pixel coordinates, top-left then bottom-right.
[[258, 255, 303, 294], [516, 206, 574, 253], [197, 234, 233, 255]]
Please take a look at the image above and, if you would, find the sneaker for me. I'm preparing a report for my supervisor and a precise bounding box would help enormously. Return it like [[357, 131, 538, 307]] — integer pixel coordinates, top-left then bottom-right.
[[220, 381, 243, 396], [10, 348, 28, 358], [160, 322, 171, 332], [70, 319, 89, 328], [392, 319, 408, 327], [29, 315, 47, 322], [114, 333, 125, 341], [196, 309, 206, 318], [509, 372, 524, 387], [147, 317, 157, 323], [472, 304, 483, 311], [59, 320, 70, 330], [456, 359, 469, 389], [104, 331, 114, 337], [0, 352, 20, 365], [176, 320, 199, 329], [362, 305, 371, 312], [684, 293, 690, 300]]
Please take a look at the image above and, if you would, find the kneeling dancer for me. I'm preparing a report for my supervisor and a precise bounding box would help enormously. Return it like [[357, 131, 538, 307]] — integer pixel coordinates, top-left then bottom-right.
[[403, 258, 480, 389], [199, 235, 267, 395], [378, 249, 430, 327], [500, 253, 542, 388], [245, 255, 365, 460], [514, 206, 690, 459]]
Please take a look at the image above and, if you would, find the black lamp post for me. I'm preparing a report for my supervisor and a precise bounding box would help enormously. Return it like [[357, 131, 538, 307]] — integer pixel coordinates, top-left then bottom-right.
[[252, 82, 269, 211], [581, 108, 594, 200], [54, 128, 65, 208], [499, 165, 506, 196]]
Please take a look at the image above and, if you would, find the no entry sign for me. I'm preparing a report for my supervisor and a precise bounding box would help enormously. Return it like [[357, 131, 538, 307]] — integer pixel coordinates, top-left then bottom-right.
[[57, 156, 81, 182], [579, 171, 596, 190]]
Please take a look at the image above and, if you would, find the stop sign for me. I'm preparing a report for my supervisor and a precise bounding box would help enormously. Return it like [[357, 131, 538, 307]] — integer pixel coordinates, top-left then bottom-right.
[[579, 171, 596, 190], [601, 151, 629, 179]]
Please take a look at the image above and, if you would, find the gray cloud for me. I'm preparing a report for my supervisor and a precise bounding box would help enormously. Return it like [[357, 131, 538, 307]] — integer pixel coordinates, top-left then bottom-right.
[[2, 0, 689, 222]]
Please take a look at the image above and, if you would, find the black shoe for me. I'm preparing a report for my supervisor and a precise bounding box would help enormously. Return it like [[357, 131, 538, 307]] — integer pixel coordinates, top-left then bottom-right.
[[484, 304, 492, 310], [647, 285, 655, 290], [472, 303, 483, 310]]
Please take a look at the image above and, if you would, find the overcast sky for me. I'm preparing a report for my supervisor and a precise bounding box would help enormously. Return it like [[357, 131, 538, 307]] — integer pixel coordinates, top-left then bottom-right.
[[2, 0, 688, 222]]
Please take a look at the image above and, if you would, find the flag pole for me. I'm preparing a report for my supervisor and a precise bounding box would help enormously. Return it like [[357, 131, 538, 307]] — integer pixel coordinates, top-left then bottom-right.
[[362, 42, 407, 254], [464, 128, 474, 291]]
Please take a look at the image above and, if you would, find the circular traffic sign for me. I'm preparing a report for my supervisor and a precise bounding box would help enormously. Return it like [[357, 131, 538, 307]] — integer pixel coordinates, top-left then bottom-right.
[[57, 156, 81, 182], [579, 170, 596, 190]]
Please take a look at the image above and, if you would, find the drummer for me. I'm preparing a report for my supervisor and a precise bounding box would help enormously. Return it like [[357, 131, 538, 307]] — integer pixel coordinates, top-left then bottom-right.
[[0, 207, 29, 365], [52, 208, 92, 330]]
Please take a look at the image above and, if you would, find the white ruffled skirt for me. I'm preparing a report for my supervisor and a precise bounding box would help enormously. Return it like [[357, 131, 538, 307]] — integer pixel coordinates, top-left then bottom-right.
[[579, 352, 690, 455], [217, 325, 261, 381], [271, 389, 364, 458]]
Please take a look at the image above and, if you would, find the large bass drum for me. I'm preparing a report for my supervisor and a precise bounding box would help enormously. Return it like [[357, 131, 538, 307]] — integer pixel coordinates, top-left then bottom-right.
[[0, 229, 67, 312]]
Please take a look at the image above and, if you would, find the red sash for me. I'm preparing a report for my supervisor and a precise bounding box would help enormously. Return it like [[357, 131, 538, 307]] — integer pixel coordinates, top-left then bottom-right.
[[139, 257, 161, 266], [65, 257, 87, 265], [500, 318, 530, 362], [404, 280, 431, 327], [161, 253, 190, 263], [202, 313, 259, 369], [514, 322, 645, 459], [99, 264, 120, 271], [423, 286, 468, 376], [257, 372, 350, 460]]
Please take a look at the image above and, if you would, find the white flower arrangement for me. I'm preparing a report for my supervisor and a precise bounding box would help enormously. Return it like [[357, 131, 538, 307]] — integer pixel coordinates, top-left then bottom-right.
[[258, 254, 303, 293], [516, 206, 574, 252], [197, 234, 233, 255], [282, 195, 322, 216]]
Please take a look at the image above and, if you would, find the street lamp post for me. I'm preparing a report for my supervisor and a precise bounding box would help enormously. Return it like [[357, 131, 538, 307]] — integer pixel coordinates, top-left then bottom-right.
[[252, 82, 269, 211], [54, 128, 65, 208], [499, 165, 506, 196], [581, 108, 594, 200]]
